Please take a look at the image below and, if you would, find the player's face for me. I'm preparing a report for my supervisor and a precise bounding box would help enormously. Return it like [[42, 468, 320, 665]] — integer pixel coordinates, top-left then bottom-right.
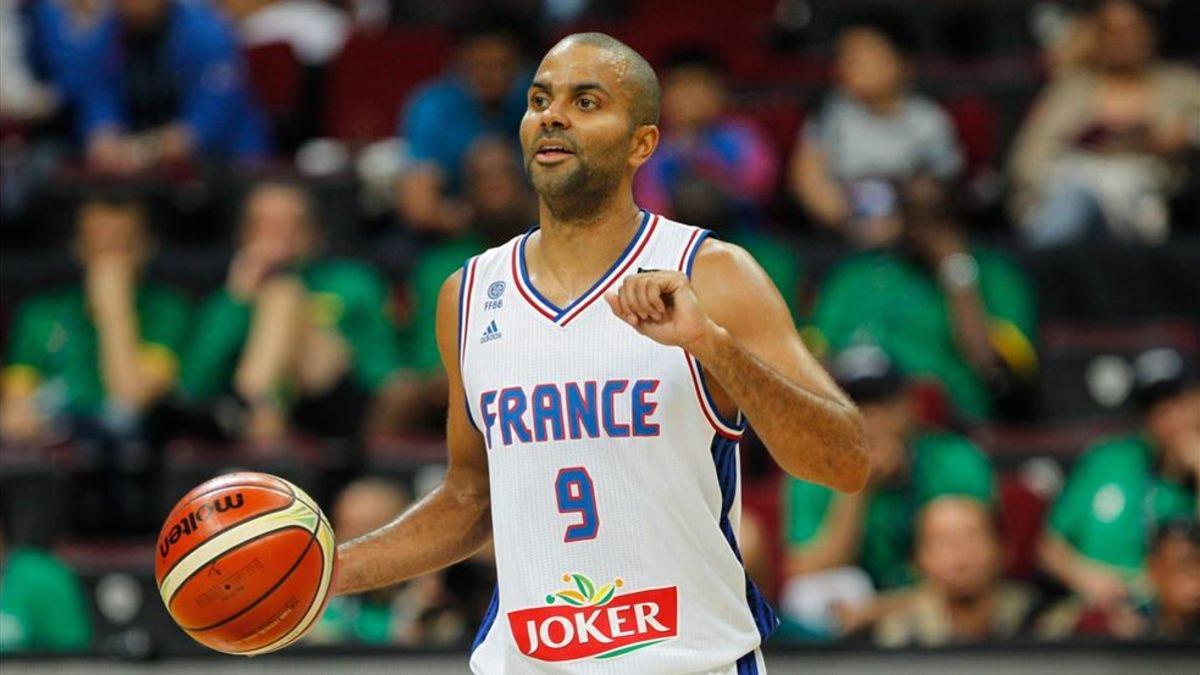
[[519, 43, 638, 202]]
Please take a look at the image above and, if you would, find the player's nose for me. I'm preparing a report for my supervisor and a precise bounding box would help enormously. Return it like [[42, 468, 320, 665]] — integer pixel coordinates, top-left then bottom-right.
[[538, 99, 570, 129]]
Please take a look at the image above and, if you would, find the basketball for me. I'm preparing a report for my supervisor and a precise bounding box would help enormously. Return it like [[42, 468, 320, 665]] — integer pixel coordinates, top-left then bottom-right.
[[154, 472, 337, 656]]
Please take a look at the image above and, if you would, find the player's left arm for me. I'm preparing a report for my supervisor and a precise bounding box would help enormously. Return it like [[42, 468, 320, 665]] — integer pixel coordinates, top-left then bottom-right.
[[606, 239, 868, 493]]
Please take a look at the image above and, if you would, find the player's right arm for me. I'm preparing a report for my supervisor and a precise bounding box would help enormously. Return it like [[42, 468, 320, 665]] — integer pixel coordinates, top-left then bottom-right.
[[332, 269, 492, 596]]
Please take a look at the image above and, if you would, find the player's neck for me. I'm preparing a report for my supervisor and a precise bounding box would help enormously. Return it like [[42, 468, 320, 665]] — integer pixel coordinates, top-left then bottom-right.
[[537, 181, 639, 228], [528, 193, 643, 301]]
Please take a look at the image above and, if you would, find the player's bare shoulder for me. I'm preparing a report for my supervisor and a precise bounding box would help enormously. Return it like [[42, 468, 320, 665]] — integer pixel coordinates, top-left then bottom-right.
[[688, 237, 784, 329], [438, 267, 465, 308]]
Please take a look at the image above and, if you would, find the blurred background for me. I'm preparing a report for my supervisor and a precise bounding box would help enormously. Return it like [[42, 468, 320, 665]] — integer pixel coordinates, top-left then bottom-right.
[[0, 0, 1197, 672]]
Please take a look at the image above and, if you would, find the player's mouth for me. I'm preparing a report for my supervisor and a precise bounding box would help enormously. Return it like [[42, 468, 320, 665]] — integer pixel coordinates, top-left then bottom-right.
[[534, 141, 575, 165]]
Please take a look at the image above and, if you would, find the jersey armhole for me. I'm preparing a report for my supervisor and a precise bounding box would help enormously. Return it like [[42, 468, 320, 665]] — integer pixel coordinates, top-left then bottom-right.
[[458, 256, 481, 431], [678, 228, 746, 440]]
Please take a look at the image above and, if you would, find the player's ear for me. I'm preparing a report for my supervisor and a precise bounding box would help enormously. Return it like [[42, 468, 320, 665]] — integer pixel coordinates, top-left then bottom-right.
[[628, 124, 659, 170]]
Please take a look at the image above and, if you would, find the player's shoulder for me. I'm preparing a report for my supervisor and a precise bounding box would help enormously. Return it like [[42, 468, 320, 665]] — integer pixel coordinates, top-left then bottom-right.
[[693, 236, 750, 263], [646, 215, 749, 269], [459, 233, 523, 278], [675, 226, 776, 312], [480, 232, 525, 260], [664, 221, 796, 330], [437, 234, 522, 301], [688, 232, 757, 281]]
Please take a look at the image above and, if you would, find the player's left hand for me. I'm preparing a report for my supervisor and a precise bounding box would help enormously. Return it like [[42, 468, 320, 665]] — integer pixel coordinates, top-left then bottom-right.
[[604, 271, 716, 351]]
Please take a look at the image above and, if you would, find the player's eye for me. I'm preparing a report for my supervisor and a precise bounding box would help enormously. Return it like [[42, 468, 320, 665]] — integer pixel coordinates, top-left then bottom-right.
[[530, 93, 549, 109], [576, 96, 598, 110]]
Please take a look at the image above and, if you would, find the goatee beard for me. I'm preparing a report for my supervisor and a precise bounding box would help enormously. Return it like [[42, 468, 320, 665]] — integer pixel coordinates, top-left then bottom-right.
[[528, 160, 622, 223]]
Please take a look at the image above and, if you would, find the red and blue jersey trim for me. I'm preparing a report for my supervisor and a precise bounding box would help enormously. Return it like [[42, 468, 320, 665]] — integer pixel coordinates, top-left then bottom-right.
[[458, 256, 479, 370], [471, 585, 499, 653], [710, 432, 779, 647], [458, 256, 480, 431], [511, 210, 658, 327], [684, 350, 746, 440], [677, 227, 712, 277], [678, 227, 744, 440]]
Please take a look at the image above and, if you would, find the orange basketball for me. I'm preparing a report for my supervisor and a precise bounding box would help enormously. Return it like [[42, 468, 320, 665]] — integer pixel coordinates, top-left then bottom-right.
[[155, 472, 337, 655]]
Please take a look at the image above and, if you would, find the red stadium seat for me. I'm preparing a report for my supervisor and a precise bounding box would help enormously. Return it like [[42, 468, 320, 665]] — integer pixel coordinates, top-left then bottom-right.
[[735, 99, 804, 165], [733, 100, 804, 203], [998, 472, 1050, 580], [324, 29, 452, 143], [243, 41, 303, 121], [974, 420, 1127, 461], [629, 0, 777, 53], [740, 469, 784, 601], [943, 94, 1000, 179]]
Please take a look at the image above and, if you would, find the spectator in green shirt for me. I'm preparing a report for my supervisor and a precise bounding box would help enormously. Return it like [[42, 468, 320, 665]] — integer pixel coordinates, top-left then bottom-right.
[[782, 346, 995, 594], [809, 175, 1037, 421], [393, 136, 535, 431], [179, 180, 406, 441], [0, 194, 189, 443], [0, 523, 92, 653], [1039, 348, 1199, 612], [1037, 517, 1200, 641]]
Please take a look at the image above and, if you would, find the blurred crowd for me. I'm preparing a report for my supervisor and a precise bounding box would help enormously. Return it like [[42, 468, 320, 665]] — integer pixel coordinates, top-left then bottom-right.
[[771, 345, 1198, 646], [1, 0, 1198, 656]]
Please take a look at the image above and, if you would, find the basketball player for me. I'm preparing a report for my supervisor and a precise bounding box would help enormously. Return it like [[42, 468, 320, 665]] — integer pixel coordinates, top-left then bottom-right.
[[333, 33, 869, 674]]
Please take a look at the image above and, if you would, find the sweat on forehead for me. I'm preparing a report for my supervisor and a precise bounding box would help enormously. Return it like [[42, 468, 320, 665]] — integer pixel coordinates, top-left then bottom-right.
[[540, 32, 660, 127]]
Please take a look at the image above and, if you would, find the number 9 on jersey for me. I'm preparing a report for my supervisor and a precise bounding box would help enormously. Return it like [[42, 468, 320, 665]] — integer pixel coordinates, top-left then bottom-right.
[[555, 467, 599, 542]]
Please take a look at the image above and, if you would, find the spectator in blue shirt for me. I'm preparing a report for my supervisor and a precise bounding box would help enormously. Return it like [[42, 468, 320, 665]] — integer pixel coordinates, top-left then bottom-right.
[[634, 46, 779, 229], [24, 0, 102, 104], [52, 0, 269, 173], [395, 16, 531, 234], [632, 46, 802, 316]]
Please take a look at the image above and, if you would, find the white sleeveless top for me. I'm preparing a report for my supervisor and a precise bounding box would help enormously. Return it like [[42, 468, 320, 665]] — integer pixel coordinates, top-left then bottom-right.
[[460, 211, 776, 674]]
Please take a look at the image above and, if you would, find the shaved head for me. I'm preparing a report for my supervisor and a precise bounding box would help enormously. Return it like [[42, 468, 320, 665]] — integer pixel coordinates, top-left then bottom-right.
[[521, 32, 662, 221], [549, 32, 660, 127]]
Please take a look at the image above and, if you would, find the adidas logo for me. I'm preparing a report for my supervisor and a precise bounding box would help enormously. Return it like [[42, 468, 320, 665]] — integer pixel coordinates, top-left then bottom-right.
[[481, 320, 502, 343]]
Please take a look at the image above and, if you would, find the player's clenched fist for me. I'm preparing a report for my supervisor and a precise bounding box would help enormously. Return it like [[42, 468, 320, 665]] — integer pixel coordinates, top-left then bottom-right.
[[604, 270, 716, 351]]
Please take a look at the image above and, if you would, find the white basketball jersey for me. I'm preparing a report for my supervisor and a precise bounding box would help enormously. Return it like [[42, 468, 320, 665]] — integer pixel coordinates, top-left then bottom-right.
[[460, 211, 777, 674]]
